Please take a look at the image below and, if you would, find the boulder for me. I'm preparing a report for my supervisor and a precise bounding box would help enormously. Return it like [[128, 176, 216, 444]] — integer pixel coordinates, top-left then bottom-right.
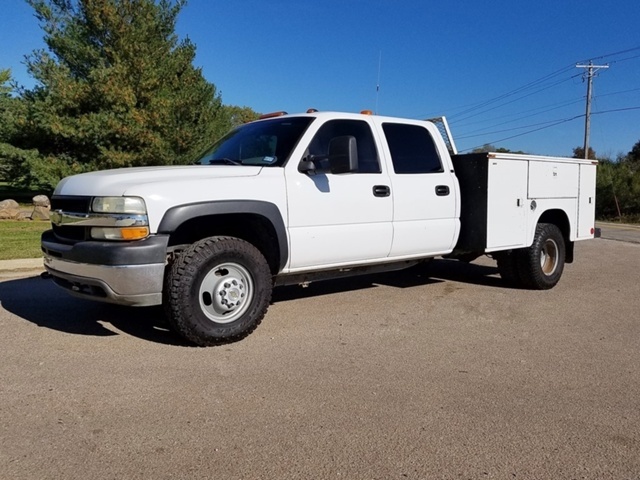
[[0, 199, 21, 220], [33, 195, 51, 207], [31, 205, 51, 221]]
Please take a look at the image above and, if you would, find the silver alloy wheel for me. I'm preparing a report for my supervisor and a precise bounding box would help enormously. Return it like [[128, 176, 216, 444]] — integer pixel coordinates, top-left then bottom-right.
[[540, 238, 559, 276], [198, 262, 253, 324]]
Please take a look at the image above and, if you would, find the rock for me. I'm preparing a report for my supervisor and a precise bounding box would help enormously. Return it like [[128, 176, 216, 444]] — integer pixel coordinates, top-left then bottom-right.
[[33, 195, 50, 207], [30, 195, 51, 221], [31, 205, 51, 221], [0, 199, 21, 220]]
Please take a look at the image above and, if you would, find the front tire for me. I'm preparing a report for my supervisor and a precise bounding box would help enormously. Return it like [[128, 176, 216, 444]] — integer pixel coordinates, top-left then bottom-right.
[[517, 223, 566, 290], [164, 236, 272, 346]]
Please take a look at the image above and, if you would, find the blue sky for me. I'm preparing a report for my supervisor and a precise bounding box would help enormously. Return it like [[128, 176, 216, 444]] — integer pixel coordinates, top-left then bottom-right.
[[1, 0, 639, 157]]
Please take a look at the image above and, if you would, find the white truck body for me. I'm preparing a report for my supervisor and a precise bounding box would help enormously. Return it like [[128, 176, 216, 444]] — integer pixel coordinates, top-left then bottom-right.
[[42, 111, 598, 345]]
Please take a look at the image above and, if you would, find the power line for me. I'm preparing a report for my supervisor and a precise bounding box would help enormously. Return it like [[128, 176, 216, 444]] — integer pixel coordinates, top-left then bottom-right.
[[608, 53, 640, 65], [597, 87, 640, 98], [578, 45, 640, 64], [456, 87, 640, 135], [449, 75, 580, 125], [412, 64, 578, 120], [459, 106, 640, 153], [462, 115, 584, 152], [428, 47, 640, 151], [440, 47, 640, 123], [456, 116, 583, 140], [447, 65, 577, 121], [455, 98, 583, 132], [592, 106, 640, 115]]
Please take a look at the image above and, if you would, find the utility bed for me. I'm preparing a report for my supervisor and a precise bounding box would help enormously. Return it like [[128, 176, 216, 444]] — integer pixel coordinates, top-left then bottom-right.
[[452, 152, 598, 255]]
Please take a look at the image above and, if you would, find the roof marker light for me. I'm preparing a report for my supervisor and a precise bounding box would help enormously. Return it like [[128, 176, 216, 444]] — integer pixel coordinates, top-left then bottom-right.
[[259, 111, 288, 119]]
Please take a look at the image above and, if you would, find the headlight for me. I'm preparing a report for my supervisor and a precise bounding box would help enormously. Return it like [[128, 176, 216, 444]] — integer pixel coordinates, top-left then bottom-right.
[[92, 196, 147, 214], [89, 196, 149, 240]]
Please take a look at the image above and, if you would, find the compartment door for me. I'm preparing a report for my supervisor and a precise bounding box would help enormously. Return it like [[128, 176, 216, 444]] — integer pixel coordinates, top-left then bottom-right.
[[486, 159, 528, 250], [577, 164, 597, 239]]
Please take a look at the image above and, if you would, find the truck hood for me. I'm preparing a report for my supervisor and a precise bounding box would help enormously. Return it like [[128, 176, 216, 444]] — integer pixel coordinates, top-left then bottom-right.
[[54, 165, 263, 196]]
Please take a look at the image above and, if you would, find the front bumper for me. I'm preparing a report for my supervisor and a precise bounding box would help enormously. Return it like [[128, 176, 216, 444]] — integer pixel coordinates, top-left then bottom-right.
[[41, 231, 169, 306]]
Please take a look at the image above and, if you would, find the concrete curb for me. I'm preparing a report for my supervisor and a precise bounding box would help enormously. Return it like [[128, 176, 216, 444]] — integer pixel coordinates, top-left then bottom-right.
[[0, 257, 45, 276]]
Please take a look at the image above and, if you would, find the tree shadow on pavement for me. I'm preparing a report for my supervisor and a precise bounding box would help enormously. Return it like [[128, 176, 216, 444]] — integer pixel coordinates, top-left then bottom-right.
[[0, 274, 188, 346]]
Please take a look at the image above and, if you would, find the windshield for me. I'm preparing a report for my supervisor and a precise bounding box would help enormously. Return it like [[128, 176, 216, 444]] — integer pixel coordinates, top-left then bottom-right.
[[195, 116, 315, 167]]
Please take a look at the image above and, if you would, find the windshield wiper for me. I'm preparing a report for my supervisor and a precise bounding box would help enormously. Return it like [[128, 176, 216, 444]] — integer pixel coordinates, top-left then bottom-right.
[[208, 158, 242, 166]]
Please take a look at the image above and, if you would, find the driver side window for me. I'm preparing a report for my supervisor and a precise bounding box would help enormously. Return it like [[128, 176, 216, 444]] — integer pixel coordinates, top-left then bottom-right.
[[307, 120, 381, 173]]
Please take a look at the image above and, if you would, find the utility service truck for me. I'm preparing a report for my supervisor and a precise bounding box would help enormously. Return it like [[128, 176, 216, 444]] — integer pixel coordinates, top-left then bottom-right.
[[42, 110, 599, 345]]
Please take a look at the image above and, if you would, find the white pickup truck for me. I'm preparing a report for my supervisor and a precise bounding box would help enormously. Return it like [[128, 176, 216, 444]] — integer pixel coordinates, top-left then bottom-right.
[[42, 110, 599, 345]]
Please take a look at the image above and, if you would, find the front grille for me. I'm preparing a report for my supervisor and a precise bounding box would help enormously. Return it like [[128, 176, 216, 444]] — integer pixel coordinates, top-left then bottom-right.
[[52, 224, 89, 242], [51, 196, 92, 213], [51, 195, 93, 243]]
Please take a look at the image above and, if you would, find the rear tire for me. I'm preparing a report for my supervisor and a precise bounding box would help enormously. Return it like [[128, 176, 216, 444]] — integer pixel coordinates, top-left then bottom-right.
[[517, 223, 565, 290], [164, 236, 272, 346]]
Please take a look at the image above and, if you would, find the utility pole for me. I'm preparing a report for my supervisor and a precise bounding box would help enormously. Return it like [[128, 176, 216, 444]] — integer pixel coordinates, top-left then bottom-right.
[[576, 61, 609, 159]]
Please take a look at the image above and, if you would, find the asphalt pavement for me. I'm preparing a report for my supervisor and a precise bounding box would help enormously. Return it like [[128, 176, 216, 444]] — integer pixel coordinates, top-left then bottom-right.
[[1, 234, 639, 479], [596, 221, 640, 244]]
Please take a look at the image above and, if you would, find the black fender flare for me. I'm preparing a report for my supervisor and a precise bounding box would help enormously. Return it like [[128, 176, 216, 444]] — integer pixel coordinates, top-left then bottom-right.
[[157, 200, 288, 271]]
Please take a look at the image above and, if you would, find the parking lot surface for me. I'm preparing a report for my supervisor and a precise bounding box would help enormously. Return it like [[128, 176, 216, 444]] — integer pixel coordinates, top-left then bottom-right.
[[1, 238, 639, 479], [597, 221, 640, 244]]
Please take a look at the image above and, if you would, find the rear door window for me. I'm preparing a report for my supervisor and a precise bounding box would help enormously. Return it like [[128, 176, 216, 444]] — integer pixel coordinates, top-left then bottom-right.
[[382, 123, 443, 174]]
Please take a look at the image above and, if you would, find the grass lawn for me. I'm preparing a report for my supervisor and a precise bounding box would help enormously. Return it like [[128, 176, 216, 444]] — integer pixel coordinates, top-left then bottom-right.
[[0, 181, 52, 260], [0, 220, 50, 260]]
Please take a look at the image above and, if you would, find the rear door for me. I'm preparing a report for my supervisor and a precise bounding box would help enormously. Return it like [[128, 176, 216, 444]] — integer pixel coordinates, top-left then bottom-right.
[[379, 122, 459, 257]]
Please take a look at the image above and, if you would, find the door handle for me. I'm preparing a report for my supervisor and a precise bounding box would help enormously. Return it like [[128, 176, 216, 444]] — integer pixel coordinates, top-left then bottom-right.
[[435, 185, 450, 196], [373, 185, 391, 197]]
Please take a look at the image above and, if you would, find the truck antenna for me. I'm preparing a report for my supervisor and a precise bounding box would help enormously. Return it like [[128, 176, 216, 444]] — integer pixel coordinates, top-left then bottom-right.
[[375, 50, 382, 114]]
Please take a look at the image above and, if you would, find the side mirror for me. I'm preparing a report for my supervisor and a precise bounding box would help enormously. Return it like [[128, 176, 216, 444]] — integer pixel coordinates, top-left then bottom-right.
[[298, 158, 317, 175], [328, 136, 358, 174]]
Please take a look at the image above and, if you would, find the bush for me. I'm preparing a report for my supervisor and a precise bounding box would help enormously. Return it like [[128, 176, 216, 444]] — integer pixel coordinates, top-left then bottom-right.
[[596, 159, 640, 221]]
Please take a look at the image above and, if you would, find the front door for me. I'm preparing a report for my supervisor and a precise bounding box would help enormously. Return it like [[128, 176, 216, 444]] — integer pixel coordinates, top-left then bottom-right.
[[285, 119, 393, 271]]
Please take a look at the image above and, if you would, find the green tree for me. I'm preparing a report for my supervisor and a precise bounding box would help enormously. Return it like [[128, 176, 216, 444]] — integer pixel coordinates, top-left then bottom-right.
[[0, 69, 41, 184], [0, 68, 12, 145], [0, 68, 11, 180], [219, 105, 260, 129], [595, 150, 640, 222], [11, 0, 226, 189], [0, 69, 10, 96], [471, 144, 526, 154], [572, 146, 596, 160], [626, 139, 640, 171]]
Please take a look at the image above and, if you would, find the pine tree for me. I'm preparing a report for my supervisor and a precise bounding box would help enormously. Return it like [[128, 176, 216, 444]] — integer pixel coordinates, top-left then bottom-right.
[[13, 0, 226, 187]]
